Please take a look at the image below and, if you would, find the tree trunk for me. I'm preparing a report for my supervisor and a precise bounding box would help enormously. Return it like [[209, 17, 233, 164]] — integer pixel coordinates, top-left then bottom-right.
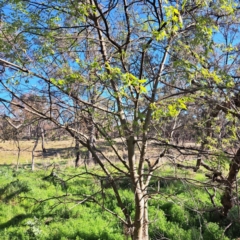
[[40, 127, 47, 153], [28, 124, 31, 140], [75, 138, 81, 167], [133, 190, 149, 240], [87, 113, 96, 164], [16, 136, 21, 171], [127, 136, 149, 240], [31, 135, 39, 171], [89, 124, 95, 160], [86, 86, 97, 164], [221, 148, 240, 216]]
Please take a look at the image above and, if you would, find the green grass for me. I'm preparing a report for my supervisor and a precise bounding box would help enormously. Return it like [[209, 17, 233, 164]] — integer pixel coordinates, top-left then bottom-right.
[[0, 160, 239, 239], [0, 166, 124, 239]]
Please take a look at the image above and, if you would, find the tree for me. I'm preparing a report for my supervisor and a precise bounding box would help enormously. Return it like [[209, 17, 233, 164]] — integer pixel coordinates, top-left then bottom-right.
[[0, 0, 240, 239], [2, 93, 52, 169]]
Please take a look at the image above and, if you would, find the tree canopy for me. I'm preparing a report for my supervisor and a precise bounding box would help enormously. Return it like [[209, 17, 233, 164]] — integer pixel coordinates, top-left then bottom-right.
[[1, 0, 240, 239]]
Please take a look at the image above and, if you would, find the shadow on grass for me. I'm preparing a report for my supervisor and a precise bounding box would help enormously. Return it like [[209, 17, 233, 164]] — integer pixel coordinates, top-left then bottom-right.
[[0, 180, 31, 202], [0, 214, 32, 229], [41, 147, 75, 159]]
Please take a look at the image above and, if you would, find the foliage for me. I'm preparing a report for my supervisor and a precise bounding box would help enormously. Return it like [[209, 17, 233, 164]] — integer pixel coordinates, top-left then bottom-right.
[[0, 0, 240, 239]]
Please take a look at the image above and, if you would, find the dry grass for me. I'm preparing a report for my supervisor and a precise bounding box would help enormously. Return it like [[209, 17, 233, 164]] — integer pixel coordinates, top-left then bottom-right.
[[0, 138, 163, 166], [0, 138, 197, 175], [0, 139, 75, 165]]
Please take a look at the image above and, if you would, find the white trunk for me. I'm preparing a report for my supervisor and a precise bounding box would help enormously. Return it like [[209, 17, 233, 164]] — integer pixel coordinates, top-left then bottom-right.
[[31, 136, 39, 171], [133, 190, 149, 240], [127, 136, 149, 240]]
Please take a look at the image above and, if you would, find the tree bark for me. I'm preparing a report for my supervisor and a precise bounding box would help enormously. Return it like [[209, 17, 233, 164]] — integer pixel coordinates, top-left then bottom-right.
[[221, 148, 240, 216], [28, 124, 31, 140], [87, 91, 97, 164], [87, 118, 96, 164], [40, 127, 46, 153], [133, 191, 149, 240], [127, 136, 149, 240], [75, 138, 81, 167]]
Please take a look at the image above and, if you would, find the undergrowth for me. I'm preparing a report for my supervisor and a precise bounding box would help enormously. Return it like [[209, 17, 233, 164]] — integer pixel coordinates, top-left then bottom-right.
[[0, 165, 239, 240]]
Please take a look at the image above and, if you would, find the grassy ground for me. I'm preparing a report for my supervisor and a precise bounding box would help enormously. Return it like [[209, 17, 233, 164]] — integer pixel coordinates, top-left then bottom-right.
[[0, 138, 197, 163], [0, 139, 205, 181], [0, 140, 76, 166], [0, 165, 239, 240], [0, 139, 239, 239]]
